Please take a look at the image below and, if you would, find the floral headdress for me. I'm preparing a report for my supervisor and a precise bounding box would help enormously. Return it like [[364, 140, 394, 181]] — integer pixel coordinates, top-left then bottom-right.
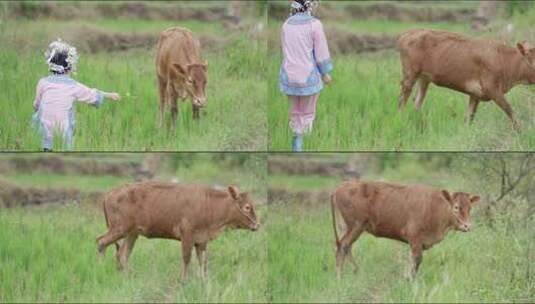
[[44, 39, 78, 74], [290, 0, 318, 15]]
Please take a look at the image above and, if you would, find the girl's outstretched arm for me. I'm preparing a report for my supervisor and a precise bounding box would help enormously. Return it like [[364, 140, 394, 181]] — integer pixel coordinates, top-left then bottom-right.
[[73, 82, 120, 107], [101, 92, 121, 101]]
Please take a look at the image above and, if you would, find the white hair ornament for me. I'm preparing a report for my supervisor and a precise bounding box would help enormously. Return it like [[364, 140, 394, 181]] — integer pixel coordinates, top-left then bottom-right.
[[44, 39, 79, 74]]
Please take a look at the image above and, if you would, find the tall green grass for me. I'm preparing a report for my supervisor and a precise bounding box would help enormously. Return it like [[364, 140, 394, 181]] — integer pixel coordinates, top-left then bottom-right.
[[0, 19, 266, 151], [267, 203, 534, 303], [269, 52, 535, 151], [0, 203, 267, 303]]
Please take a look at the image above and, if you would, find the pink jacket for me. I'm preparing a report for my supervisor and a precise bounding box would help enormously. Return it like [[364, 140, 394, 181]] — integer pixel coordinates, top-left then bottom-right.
[[279, 13, 333, 96], [32, 74, 103, 149]]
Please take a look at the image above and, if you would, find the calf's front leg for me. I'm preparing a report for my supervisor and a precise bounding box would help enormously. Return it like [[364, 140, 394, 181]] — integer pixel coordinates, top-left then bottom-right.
[[180, 237, 193, 282], [467, 96, 480, 124], [167, 85, 179, 129], [157, 76, 167, 128], [492, 93, 520, 131], [192, 104, 201, 120], [195, 243, 208, 280], [409, 240, 423, 280]]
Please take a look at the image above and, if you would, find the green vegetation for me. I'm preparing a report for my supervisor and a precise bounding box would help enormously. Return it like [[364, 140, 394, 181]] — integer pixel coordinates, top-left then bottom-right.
[[268, 4, 535, 151], [267, 154, 534, 302], [269, 52, 535, 151], [267, 204, 532, 302], [0, 6, 266, 151], [0, 154, 268, 303], [0, 205, 267, 302]]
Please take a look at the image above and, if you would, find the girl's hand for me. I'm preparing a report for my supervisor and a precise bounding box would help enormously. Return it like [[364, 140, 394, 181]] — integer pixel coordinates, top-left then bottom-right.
[[106, 92, 121, 101], [322, 74, 332, 85]]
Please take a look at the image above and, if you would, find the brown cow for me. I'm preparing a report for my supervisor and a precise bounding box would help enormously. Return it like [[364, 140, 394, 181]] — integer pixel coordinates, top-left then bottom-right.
[[156, 27, 208, 127], [397, 29, 535, 130], [331, 180, 479, 279], [96, 182, 259, 281]]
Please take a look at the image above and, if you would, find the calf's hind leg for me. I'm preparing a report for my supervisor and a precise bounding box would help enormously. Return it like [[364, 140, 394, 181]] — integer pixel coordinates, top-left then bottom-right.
[[414, 77, 430, 111], [117, 233, 138, 271], [96, 228, 126, 256], [398, 73, 418, 110], [335, 223, 364, 279], [398, 56, 418, 110]]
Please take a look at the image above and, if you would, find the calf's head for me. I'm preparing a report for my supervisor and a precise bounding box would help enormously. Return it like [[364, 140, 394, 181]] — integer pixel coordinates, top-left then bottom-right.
[[172, 61, 208, 107], [227, 185, 260, 231], [518, 41, 535, 83], [441, 190, 480, 232]]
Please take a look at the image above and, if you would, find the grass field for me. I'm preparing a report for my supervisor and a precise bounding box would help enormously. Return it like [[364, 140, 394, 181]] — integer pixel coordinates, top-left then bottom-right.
[[266, 155, 535, 302], [268, 6, 535, 151], [0, 3, 266, 151], [0, 204, 267, 303], [0, 154, 268, 302], [267, 204, 533, 303]]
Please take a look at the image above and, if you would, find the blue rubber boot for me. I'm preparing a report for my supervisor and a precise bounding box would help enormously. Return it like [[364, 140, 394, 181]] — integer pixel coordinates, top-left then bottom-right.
[[292, 134, 303, 152]]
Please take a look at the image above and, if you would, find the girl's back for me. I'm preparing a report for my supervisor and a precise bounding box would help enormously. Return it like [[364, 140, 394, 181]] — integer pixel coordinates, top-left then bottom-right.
[[36, 75, 100, 121]]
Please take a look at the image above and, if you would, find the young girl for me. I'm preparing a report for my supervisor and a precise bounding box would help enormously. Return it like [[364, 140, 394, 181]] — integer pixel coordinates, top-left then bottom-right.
[[32, 39, 121, 151], [279, 0, 333, 152]]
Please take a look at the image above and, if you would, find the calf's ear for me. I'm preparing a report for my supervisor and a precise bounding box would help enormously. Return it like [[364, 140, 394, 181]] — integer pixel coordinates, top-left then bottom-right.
[[470, 195, 480, 204], [517, 42, 529, 56], [228, 185, 240, 200], [441, 190, 453, 204]]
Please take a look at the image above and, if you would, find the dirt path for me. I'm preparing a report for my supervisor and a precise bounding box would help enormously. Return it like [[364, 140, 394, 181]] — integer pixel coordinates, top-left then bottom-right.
[[0, 179, 102, 208]]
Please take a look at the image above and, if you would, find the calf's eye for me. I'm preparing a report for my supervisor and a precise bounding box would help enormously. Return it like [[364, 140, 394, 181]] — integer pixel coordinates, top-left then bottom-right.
[[243, 205, 251, 212]]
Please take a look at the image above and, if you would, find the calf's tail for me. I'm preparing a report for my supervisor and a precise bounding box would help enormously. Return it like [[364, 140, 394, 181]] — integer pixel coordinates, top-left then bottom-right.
[[101, 196, 120, 252], [331, 194, 340, 249], [102, 197, 111, 228]]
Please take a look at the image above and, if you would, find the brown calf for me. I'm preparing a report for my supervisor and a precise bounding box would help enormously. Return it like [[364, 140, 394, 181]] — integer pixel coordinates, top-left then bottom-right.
[[331, 180, 479, 279], [397, 29, 535, 130], [156, 27, 208, 127], [96, 182, 259, 281]]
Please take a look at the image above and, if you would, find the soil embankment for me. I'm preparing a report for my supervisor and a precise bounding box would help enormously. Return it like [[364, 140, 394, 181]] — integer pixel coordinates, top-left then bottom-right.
[[268, 187, 331, 206], [0, 179, 102, 208], [8, 2, 229, 22], [269, 2, 476, 23], [0, 156, 141, 177], [268, 158, 348, 177]]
